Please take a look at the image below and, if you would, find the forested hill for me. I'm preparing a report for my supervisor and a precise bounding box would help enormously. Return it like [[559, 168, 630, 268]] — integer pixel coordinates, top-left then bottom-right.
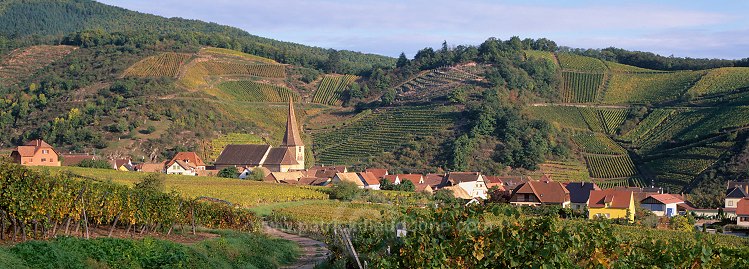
[[0, 0, 395, 74]]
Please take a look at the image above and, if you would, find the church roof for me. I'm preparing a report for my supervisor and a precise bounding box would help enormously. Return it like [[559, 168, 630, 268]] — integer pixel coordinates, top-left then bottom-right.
[[264, 147, 299, 165], [282, 99, 304, 147], [214, 144, 271, 166]]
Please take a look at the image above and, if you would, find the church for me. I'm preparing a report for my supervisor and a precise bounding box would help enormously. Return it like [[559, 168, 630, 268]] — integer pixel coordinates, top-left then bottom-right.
[[214, 100, 305, 172]]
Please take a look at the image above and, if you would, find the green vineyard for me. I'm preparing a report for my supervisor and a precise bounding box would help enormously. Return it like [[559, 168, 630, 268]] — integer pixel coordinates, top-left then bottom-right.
[[202, 47, 279, 64], [603, 71, 705, 104], [207, 133, 265, 162], [598, 109, 628, 134], [572, 133, 626, 154], [579, 108, 605, 132], [594, 177, 646, 189], [687, 67, 749, 97], [620, 109, 674, 142], [560, 71, 604, 103], [584, 154, 638, 178], [313, 106, 455, 165], [556, 53, 608, 72], [604, 61, 662, 73], [525, 106, 590, 130], [199, 61, 286, 78], [217, 80, 300, 102], [528, 161, 592, 182], [123, 52, 192, 78], [312, 74, 358, 105]]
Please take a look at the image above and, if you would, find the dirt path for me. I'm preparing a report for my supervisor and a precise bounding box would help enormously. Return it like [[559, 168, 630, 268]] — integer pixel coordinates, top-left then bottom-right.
[[264, 224, 331, 269]]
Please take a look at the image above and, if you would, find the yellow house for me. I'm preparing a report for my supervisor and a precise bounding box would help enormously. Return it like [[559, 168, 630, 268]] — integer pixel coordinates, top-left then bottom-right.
[[588, 189, 635, 223]]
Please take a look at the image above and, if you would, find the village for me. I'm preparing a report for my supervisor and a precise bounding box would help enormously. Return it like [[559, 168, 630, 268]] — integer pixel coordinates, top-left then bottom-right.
[[7, 100, 749, 232]]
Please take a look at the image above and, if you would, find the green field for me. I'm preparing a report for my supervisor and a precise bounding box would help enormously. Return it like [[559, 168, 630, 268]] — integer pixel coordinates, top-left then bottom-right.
[[39, 166, 329, 207], [687, 67, 749, 97], [556, 53, 608, 72]]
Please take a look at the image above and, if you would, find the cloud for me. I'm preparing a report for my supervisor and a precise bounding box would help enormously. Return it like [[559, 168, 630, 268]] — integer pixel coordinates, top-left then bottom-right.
[[98, 0, 747, 59]]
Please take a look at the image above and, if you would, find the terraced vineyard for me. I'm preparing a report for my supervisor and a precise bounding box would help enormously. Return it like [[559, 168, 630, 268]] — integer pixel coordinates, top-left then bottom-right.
[[202, 47, 279, 64], [598, 109, 628, 134], [0, 45, 77, 86], [312, 74, 358, 105], [528, 161, 592, 182], [396, 66, 482, 102], [604, 61, 662, 73], [572, 133, 626, 154], [313, 106, 456, 165], [603, 71, 705, 104], [620, 109, 675, 142], [686, 67, 749, 97], [560, 71, 604, 103], [217, 80, 300, 102], [123, 52, 192, 78], [595, 177, 646, 189], [207, 133, 265, 162], [556, 53, 608, 72], [584, 154, 638, 179]]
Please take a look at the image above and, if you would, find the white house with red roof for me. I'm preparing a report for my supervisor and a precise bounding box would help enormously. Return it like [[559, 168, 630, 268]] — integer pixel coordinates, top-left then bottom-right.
[[640, 194, 685, 217]]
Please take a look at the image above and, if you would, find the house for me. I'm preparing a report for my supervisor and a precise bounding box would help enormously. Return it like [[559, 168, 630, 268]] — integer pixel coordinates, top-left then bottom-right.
[[640, 194, 685, 217], [726, 186, 749, 208], [166, 159, 199, 176], [167, 152, 205, 171], [365, 168, 388, 179], [358, 172, 381, 190], [332, 172, 365, 188], [484, 176, 507, 191], [397, 174, 424, 185], [443, 172, 489, 199], [111, 159, 134, 171], [10, 139, 61, 166], [509, 179, 570, 207], [136, 162, 166, 173], [424, 174, 446, 190], [264, 171, 305, 183], [736, 198, 749, 227], [564, 182, 600, 211], [588, 189, 635, 223], [214, 100, 305, 172], [613, 186, 663, 202], [383, 174, 399, 185], [60, 154, 96, 167]]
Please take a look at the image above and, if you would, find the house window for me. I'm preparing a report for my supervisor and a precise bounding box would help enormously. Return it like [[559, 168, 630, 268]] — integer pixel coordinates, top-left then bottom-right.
[[41, 158, 46, 162], [729, 201, 734, 207], [741, 217, 749, 222], [42, 150, 48, 154]]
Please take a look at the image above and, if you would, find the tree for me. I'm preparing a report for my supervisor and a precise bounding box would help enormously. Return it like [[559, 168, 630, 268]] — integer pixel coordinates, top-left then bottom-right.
[[396, 52, 409, 68], [330, 181, 362, 201], [380, 178, 395, 190], [134, 174, 165, 193], [248, 167, 265, 181], [218, 167, 238, 178], [381, 88, 396, 106], [396, 180, 415, 192], [669, 215, 694, 232], [434, 189, 457, 205]]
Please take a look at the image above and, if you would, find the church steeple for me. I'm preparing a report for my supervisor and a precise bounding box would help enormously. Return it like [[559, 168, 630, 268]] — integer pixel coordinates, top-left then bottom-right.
[[282, 99, 304, 147]]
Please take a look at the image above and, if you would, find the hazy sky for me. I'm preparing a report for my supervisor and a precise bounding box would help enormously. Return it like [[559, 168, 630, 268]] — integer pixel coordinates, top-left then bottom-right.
[[98, 0, 749, 59]]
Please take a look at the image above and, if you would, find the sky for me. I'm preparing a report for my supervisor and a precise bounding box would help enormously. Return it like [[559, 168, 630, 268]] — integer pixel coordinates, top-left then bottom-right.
[[98, 0, 749, 59]]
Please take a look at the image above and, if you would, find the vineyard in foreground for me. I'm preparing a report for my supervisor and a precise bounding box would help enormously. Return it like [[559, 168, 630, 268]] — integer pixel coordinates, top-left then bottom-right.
[[313, 106, 456, 165], [0, 163, 260, 243]]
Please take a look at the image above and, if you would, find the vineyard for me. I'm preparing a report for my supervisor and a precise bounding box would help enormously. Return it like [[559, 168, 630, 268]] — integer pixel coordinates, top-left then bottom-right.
[[603, 71, 705, 104], [206, 133, 264, 162], [686, 67, 749, 97], [620, 109, 675, 142], [122, 52, 192, 78], [177, 48, 287, 90], [217, 80, 300, 102], [311, 74, 358, 105], [43, 166, 329, 207], [604, 61, 662, 73], [269, 200, 389, 223], [395, 66, 482, 102], [0, 45, 77, 86], [572, 133, 625, 155], [642, 140, 734, 192], [584, 154, 638, 179], [525, 106, 590, 130], [527, 161, 592, 182], [313, 106, 456, 165], [556, 53, 608, 72], [201, 47, 279, 64], [594, 177, 646, 189], [0, 163, 260, 243], [560, 71, 604, 103]]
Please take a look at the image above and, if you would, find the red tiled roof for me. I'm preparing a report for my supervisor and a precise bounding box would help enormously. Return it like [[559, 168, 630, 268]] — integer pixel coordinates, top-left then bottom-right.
[[383, 175, 398, 183], [514, 180, 570, 204], [138, 162, 166, 173], [397, 174, 423, 184], [365, 168, 388, 179], [447, 172, 481, 184], [737, 198, 749, 216], [424, 173, 445, 187], [644, 194, 685, 205], [589, 189, 633, 209], [358, 172, 380, 186], [167, 152, 205, 168], [14, 139, 56, 157]]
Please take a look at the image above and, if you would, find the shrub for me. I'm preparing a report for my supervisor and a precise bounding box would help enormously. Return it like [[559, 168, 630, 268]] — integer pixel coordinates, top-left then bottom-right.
[[76, 159, 111, 169], [329, 181, 362, 201], [218, 167, 239, 178]]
